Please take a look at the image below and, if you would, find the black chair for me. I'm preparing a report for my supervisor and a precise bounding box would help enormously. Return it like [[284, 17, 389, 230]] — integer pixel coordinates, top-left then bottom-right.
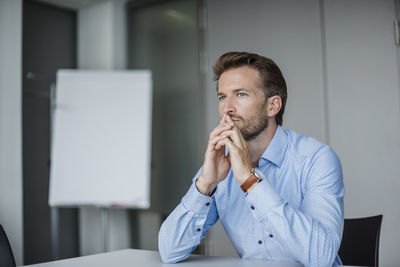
[[0, 225, 16, 267], [338, 215, 383, 267]]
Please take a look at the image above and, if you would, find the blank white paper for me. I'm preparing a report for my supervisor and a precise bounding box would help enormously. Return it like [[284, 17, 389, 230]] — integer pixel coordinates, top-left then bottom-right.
[[49, 70, 152, 208]]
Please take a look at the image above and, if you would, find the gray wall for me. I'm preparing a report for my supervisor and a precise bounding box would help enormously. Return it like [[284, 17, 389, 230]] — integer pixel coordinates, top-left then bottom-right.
[[204, 1, 400, 266], [325, 1, 400, 266], [77, 0, 132, 256], [78, 0, 127, 70], [0, 0, 23, 265]]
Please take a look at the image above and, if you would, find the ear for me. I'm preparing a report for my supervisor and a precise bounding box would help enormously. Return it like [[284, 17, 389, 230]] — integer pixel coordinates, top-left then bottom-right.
[[266, 95, 282, 118]]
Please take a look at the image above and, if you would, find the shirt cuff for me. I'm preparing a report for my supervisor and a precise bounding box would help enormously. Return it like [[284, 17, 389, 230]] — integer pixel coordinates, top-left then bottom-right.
[[181, 182, 214, 215], [245, 171, 283, 220]]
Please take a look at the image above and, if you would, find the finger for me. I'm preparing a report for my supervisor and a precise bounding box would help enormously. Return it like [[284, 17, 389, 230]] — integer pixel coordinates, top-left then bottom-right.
[[210, 124, 233, 141], [223, 114, 246, 143], [215, 136, 231, 150], [225, 114, 234, 123], [215, 137, 238, 154], [218, 129, 243, 147], [218, 138, 247, 172], [214, 139, 224, 151], [219, 113, 229, 125], [209, 122, 234, 140], [220, 113, 226, 124], [209, 134, 230, 151], [232, 125, 246, 144]]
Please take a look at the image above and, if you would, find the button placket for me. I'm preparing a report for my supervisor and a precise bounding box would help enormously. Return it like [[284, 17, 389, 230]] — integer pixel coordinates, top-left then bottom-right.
[[258, 221, 273, 259]]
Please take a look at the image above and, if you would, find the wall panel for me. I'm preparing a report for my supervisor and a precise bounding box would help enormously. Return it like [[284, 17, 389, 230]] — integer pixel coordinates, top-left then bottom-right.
[[324, 1, 400, 266]]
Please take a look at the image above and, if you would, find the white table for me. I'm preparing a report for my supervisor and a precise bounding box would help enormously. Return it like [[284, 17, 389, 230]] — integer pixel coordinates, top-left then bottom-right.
[[21, 249, 359, 267]]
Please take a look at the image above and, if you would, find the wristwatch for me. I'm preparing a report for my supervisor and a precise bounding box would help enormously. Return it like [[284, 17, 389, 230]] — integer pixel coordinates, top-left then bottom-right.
[[240, 168, 262, 193]]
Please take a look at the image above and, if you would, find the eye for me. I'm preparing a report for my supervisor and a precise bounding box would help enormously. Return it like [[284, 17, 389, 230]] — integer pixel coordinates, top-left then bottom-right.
[[238, 92, 247, 97], [218, 95, 226, 101]]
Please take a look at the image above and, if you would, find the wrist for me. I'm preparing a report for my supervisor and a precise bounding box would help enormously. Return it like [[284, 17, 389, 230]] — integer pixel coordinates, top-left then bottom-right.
[[237, 167, 253, 184], [196, 175, 217, 196], [240, 168, 262, 193], [246, 182, 258, 193]]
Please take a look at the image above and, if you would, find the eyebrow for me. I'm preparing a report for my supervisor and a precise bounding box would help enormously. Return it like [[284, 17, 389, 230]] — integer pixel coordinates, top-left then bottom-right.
[[217, 88, 249, 96]]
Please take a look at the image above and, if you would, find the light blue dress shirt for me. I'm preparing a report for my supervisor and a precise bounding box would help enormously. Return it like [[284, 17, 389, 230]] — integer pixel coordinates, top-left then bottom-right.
[[158, 126, 344, 267]]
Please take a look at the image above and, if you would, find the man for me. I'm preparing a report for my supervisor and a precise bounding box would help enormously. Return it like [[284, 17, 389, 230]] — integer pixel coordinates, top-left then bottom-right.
[[158, 52, 344, 267]]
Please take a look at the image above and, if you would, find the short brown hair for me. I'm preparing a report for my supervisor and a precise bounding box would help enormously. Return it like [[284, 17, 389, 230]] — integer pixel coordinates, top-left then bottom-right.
[[213, 51, 287, 126]]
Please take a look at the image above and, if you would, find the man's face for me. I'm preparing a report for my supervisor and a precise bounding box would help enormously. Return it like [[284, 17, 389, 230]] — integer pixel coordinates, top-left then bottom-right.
[[217, 66, 269, 141]]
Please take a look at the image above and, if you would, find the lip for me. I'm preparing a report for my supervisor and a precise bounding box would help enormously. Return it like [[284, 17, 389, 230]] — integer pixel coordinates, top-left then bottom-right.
[[232, 119, 240, 124]]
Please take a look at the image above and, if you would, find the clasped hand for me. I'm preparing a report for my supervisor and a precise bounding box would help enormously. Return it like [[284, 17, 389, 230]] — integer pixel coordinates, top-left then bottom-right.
[[196, 114, 252, 195]]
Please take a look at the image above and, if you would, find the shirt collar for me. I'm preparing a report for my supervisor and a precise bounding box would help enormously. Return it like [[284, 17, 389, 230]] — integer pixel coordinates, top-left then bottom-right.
[[260, 125, 288, 168]]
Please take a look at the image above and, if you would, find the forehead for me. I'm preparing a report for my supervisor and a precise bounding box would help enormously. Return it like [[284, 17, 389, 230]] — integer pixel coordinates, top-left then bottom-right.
[[218, 66, 261, 93]]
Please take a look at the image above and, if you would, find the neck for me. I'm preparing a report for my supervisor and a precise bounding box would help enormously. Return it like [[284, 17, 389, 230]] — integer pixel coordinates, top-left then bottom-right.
[[248, 120, 278, 167]]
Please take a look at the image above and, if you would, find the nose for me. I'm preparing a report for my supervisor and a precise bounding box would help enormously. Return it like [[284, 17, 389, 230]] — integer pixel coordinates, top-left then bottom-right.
[[222, 96, 235, 115]]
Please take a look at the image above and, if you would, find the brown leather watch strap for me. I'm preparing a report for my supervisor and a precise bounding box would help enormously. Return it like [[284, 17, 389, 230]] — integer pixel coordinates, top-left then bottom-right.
[[240, 169, 261, 192]]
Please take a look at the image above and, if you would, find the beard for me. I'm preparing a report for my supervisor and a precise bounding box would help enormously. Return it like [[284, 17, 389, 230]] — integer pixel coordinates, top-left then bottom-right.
[[232, 103, 269, 141]]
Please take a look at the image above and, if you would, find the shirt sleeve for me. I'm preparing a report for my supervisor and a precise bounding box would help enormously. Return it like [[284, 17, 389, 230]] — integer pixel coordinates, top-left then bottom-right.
[[246, 146, 344, 267], [158, 168, 219, 263]]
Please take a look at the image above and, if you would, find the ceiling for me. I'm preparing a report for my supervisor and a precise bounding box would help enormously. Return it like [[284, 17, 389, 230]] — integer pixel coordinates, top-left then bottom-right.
[[36, 0, 110, 10]]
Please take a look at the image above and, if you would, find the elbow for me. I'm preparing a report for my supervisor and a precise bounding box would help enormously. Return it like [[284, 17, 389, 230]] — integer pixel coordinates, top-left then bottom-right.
[[158, 226, 189, 264], [305, 250, 336, 267], [158, 228, 177, 263], [301, 226, 340, 267], [158, 239, 182, 264], [310, 233, 341, 267], [159, 249, 179, 264], [158, 238, 171, 263], [317, 251, 337, 267], [158, 243, 190, 264], [158, 238, 194, 264], [325, 232, 341, 266]]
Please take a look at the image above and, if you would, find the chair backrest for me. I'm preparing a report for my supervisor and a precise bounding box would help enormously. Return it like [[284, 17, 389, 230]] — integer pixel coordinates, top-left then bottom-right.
[[0, 225, 16, 267], [338, 215, 383, 267]]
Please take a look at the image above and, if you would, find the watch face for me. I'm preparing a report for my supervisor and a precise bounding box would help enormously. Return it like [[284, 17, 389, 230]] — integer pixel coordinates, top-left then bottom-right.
[[252, 168, 262, 181]]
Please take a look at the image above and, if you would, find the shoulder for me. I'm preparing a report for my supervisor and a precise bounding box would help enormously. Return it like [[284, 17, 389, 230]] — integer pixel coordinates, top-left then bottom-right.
[[284, 129, 336, 160], [284, 129, 342, 177], [284, 129, 343, 188]]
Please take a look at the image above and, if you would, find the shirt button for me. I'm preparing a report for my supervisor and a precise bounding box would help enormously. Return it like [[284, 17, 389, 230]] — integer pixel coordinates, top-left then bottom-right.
[[258, 240, 263, 245], [269, 234, 273, 238], [197, 228, 201, 232], [205, 202, 210, 206], [250, 205, 255, 210]]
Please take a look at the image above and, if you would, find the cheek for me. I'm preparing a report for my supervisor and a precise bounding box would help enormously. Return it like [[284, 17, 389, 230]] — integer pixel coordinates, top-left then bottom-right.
[[218, 104, 224, 116]]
